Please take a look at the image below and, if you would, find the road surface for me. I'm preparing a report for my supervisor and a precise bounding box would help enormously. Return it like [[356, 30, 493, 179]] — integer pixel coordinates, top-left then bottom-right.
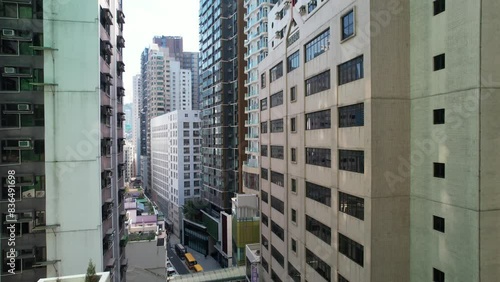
[[167, 242, 189, 275]]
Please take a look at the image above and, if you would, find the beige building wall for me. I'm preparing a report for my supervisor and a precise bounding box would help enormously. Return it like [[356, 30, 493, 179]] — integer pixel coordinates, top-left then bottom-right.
[[259, 0, 410, 281], [410, 0, 500, 281]]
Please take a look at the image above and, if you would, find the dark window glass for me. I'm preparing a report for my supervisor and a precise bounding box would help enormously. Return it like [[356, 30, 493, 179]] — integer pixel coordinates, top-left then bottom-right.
[[291, 209, 297, 223], [271, 171, 284, 187], [290, 86, 297, 102], [291, 239, 297, 253], [305, 70, 330, 96], [339, 192, 364, 220], [271, 246, 284, 267], [261, 73, 266, 88], [434, 162, 445, 178], [270, 91, 283, 108], [270, 119, 284, 133], [433, 268, 445, 282], [433, 109, 445, 124], [261, 213, 269, 227], [271, 220, 284, 240], [288, 262, 301, 282], [271, 269, 283, 282], [306, 215, 331, 244], [306, 248, 331, 282], [287, 51, 299, 72], [271, 196, 284, 214], [339, 233, 364, 266], [260, 98, 268, 111], [261, 168, 268, 180], [433, 0, 445, 15], [291, 178, 297, 193], [261, 191, 269, 204], [338, 56, 364, 85], [306, 181, 331, 206], [261, 145, 268, 156], [291, 148, 297, 162], [270, 145, 284, 159], [305, 29, 330, 62], [306, 109, 331, 130], [434, 54, 445, 71], [270, 61, 283, 82], [261, 121, 268, 133], [339, 103, 364, 127], [262, 234, 269, 249], [433, 216, 445, 233], [261, 257, 269, 273], [338, 274, 349, 282], [305, 147, 331, 167], [342, 10, 355, 40], [291, 117, 296, 132], [339, 150, 364, 173]]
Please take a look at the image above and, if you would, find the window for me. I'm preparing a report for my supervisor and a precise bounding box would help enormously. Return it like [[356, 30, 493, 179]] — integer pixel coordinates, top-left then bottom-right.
[[307, 0, 317, 13], [306, 215, 331, 244], [339, 233, 364, 266], [291, 209, 297, 223], [262, 212, 269, 226], [262, 191, 269, 203], [183, 122, 190, 128], [271, 171, 284, 187], [271, 246, 285, 267], [433, 0, 445, 15], [306, 248, 331, 282], [270, 61, 283, 82], [260, 98, 268, 111], [290, 86, 297, 102], [305, 29, 330, 62], [261, 145, 268, 156], [339, 192, 364, 220], [339, 103, 364, 127], [434, 163, 445, 178], [339, 150, 364, 173], [289, 262, 301, 282], [433, 216, 445, 233], [338, 56, 364, 85], [271, 220, 284, 240], [291, 148, 297, 162], [261, 121, 268, 133], [270, 145, 284, 159], [434, 54, 445, 71], [261, 257, 269, 273], [271, 196, 284, 214], [433, 268, 445, 282], [306, 181, 331, 206], [433, 109, 445, 124], [271, 270, 283, 282], [262, 235, 269, 249], [261, 73, 266, 88], [305, 70, 331, 96], [290, 117, 296, 132], [342, 10, 355, 40], [305, 147, 331, 167], [287, 51, 299, 72], [270, 119, 284, 132], [291, 239, 297, 253], [306, 109, 331, 130], [291, 178, 297, 193], [338, 274, 349, 282], [261, 168, 268, 180], [270, 91, 283, 108]]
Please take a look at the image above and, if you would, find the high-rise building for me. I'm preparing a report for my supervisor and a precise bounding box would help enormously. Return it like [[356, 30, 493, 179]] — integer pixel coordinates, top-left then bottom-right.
[[151, 110, 202, 237], [153, 36, 200, 110], [258, 0, 410, 281], [132, 74, 141, 176], [410, 1, 500, 281], [0, 0, 127, 281]]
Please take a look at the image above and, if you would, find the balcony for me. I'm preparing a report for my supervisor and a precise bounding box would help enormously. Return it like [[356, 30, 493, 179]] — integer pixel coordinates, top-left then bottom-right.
[[245, 147, 259, 154], [245, 133, 259, 140], [244, 104, 259, 113], [245, 118, 259, 126], [244, 159, 259, 168]]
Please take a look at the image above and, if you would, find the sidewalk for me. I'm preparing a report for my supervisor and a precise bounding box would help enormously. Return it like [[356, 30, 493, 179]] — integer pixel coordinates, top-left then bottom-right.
[[167, 232, 222, 272]]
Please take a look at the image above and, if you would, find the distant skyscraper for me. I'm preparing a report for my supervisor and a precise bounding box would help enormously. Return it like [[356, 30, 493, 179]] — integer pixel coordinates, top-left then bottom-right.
[[0, 0, 128, 281], [132, 74, 141, 176]]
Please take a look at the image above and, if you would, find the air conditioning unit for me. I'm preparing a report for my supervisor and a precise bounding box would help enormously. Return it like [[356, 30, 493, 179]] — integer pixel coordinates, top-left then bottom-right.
[[18, 140, 31, 148], [4, 67, 16, 74], [106, 107, 113, 115], [2, 29, 15, 36], [17, 104, 30, 111], [36, 191, 45, 198], [275, 11, 282, 20], [299, 5, 306, 14]]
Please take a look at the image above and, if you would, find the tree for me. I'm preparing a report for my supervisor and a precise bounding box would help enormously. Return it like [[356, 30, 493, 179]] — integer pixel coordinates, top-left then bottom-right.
[[183, 199, 208, 222], [85, 259, 99, 282]]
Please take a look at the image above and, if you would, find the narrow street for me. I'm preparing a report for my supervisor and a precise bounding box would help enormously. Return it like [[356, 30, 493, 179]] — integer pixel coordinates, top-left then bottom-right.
[[167, 242, 189, 275]]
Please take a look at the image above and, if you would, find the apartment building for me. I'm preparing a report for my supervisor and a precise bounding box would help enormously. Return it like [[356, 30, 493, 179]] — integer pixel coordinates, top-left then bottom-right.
[[410, 1, 500, 281], [132, 74, 141, 176], [124, 142, 134, 182], [150, 110, 202, 237], [0, 0, 127, 281], [258, 0, 410, 281], [242, 0, 277, 195]]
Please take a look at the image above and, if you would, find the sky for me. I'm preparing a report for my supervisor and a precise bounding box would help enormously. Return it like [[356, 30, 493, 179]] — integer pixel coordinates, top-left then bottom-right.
[[122, 0, 200, 104]]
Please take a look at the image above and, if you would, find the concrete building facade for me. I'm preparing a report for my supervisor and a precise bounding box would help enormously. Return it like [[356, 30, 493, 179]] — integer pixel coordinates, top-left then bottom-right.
[[258, 0, 410, 281], [0, 0, 128, 281], [410, 1, 500, 281], [132, 74, 141, 176], [150, 110, 202, 237]]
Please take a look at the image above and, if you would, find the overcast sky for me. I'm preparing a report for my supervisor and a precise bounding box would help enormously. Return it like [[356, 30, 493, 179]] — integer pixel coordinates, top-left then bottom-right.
[[122, 0, 200, 103]]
